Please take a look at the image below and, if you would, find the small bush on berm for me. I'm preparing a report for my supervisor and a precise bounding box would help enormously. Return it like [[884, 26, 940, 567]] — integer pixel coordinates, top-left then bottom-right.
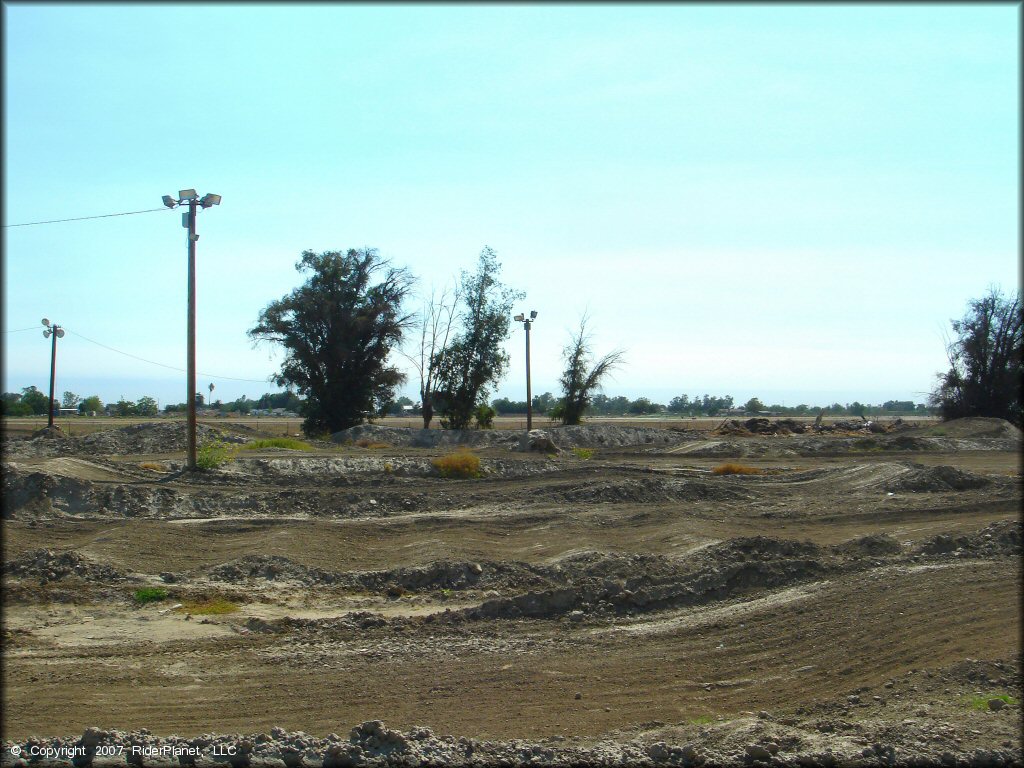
[[195, 440, 236, 470], [134, 587, 169, 604], [712, 463, 761, 475], [432, 451, 481, 479]]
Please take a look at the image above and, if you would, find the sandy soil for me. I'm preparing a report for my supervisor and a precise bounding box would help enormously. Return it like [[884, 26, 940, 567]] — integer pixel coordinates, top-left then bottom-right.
[[1, 419, 1020, 766]]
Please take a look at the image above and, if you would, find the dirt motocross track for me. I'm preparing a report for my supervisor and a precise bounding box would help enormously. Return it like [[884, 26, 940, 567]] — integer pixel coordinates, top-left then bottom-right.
[[2, 418, 1021, 767]]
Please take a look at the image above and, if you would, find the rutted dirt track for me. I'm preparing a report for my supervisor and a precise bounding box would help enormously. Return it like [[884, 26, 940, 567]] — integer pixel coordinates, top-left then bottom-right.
[[2, 419, 1021, 766]]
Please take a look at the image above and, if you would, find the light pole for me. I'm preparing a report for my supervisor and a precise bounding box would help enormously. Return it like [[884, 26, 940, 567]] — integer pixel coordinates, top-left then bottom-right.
[[514, 311, 538, 430], [41, 318, 64, 428], [162, 189, 221, 470]]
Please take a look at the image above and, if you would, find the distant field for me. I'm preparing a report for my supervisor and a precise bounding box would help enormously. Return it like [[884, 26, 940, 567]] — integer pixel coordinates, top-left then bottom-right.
[[1, 413, 939, 439]]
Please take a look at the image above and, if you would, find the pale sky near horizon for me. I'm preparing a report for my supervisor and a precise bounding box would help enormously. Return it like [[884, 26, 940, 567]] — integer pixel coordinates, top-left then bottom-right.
[[3, 3, 1019, 410]]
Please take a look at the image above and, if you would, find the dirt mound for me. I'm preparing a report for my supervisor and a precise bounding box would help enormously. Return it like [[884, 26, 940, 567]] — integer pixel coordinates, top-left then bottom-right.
[[883, 463, 993, 492], [3, 548, 126, 584], [921, 417, 1023, 439], [2, 422, 243, 459], [332, 424, 699, 451], [456, 539, 832, 621], [917, 520, 1021, 556], [536, 477, 749, 504], [206, 555, 336, 585], [833, 533, 903, 557], [205, 555, 555, 594]]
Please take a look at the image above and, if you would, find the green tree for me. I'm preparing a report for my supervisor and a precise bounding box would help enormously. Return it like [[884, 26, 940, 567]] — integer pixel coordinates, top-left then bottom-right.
[[62, 391, 81, 409], [20, 386, 50, 415], [78, 395, 103, 415], [931, 287, 1022, 426], [434, 247, 523, 430], [249, 248, 414, 435], [629, 397, 660, 415], [558, 318, 625, 425], [529, 392, 554, 414], [135, 396, 159, 417], [112, 399, 137, 416], [668, 395, 690, 413], [388, 395, 415, 416], [744, 397, 765, 413], [2, 392, 32, 416]]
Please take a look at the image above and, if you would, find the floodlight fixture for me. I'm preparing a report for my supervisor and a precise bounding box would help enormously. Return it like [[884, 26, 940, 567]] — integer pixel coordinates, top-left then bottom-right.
[[43, 329, 51, 338], [178, 189, 198, 201], [530, 310, 538, 319], [199, 193, 221, 208], [42, 318, 50, 327], [514, 314, 524, 322], [56, 328, 65, 338], [162, 195, 177, 209]]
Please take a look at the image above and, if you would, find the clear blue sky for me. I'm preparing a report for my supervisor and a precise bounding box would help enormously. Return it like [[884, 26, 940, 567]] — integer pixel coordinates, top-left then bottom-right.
[[3, 3, 1019, 410]]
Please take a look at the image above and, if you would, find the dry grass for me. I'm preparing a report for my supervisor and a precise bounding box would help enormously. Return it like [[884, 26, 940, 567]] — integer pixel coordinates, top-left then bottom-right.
[[432, 451, 482, 479], [177, 598, 239, 615], [138, 462, 165, 472], [712, 463, 762, 475], [355, 438, 391, 449]]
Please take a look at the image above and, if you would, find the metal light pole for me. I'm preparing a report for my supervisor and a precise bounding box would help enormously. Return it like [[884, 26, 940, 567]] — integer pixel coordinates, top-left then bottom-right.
[[42, 319, 64, 428], [162, 189, 221, 470], [514, 311, 538, 430]]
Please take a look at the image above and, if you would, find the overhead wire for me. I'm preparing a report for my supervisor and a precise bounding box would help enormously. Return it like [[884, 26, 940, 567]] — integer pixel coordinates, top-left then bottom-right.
[[3, 207, 170, 228], [62, 328, 273, 384], [3, 326, 42, 334]]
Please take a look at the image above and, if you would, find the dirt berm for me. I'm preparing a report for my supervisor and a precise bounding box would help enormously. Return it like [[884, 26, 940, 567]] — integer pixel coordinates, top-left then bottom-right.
[[333, 423, 699, 450]]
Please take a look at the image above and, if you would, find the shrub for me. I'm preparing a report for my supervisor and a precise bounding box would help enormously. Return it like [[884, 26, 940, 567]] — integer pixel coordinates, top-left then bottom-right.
[[474, 405, 496, 429], [238, 437, 313, 451], [712, 463, 761, 475], [178, 598, 239, 615], [355, 438, 391, 449], [134, 587, 169, 604], [432, 450, 481, 479], [195, 439, 236, 469], [572, 447, 594, 460]]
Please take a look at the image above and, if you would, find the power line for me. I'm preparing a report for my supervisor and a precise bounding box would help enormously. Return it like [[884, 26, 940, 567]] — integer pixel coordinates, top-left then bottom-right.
[[3, 326, 40, 334], [3, 207, 170, 228], [62, 328, 273, 384]]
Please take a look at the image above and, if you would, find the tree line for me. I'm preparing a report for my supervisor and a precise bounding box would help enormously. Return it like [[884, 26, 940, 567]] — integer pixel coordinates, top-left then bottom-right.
[[5, 257, 1017, 430], [0, 383, 941, 422], [0, 388, 303, 418]]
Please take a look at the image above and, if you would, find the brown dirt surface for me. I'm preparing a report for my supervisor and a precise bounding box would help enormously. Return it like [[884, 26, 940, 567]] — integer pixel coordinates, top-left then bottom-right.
[[1, 420, 1021, 766]]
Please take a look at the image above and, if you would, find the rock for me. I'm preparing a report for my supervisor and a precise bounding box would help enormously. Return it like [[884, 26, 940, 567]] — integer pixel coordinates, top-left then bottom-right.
[[518, 430, 560, 454], [988, 698, 1007, 711], [646, 742, 670, 761], [745, 744, 772, 761]]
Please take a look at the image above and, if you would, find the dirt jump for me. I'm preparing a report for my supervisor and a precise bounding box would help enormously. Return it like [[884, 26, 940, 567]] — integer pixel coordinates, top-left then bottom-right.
[[2, 417, 1020, 766]]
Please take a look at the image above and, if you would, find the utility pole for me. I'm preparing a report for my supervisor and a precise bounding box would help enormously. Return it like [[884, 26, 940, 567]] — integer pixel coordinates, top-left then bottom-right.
[[42, 319, 64, 428], [186, 196, 198, 469], [514, 311, 538, 431], [162, 189, 221, 470]]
